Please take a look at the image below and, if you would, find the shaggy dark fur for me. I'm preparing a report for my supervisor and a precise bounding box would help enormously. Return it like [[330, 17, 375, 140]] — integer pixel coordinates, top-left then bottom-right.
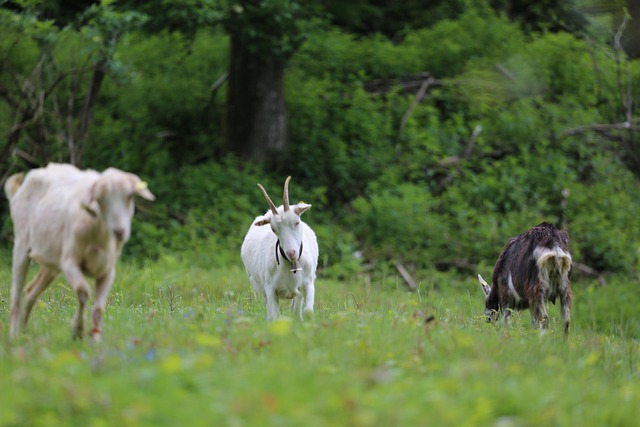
[[483, 222, 573, 334]]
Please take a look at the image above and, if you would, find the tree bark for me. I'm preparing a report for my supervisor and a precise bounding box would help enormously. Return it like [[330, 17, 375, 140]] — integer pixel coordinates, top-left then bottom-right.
[[224, 34, 288, 162], [69, 60, 107, 166]]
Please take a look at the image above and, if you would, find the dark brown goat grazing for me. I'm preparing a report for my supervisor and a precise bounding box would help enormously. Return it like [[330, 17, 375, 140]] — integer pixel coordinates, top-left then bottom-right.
[[478, 222, 573, 334]]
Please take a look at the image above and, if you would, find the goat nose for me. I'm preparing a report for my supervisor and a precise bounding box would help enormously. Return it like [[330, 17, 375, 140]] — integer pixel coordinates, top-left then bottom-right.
[[113, 228, 125, 241], [286, 249, 297, 260]]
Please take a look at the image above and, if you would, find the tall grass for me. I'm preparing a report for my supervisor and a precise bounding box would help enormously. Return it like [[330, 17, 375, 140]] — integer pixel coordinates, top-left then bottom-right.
[[0, 256, 638, 426]]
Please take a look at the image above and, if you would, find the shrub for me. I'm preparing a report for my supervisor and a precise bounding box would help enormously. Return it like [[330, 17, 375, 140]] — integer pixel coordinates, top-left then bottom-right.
[[291, 28, 421, 82], [404, 5, 523, 78], [348, 184, 448, 266], [86, 30, 229, 177], [124, 157, 263, 260], [566, 156, 640, 272], [284, 80, 399, 205]]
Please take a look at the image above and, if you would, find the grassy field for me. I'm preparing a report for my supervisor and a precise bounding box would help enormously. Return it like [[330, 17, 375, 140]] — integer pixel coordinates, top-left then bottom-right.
[[0, 254, 639, 427]]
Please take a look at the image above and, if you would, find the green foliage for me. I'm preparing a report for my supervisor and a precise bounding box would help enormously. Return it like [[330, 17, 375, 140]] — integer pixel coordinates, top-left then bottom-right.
[[312, 223, 361, 280], [123, 157, 263, 261], [121, 0, 221, 39], [0, 0, 149, 176], [0, 0, 60, 46], [2, 0, 639, 278], [291, 28, 421, 80], [507, 32, 599, 104], [65, 6, 640, 275], [404, 4, 524, 77], [221, 0, 312, 58], [284, 79, 400, 204], [85, 30, 229, 176], [79, 0, 148, 56], [2, 2, 640, 424], [120, 156, 363, 278], [489, 0, 592, 33], [322, 0, 469, 37], [349, 184, 444, 264], [566, 157, 640, 271]]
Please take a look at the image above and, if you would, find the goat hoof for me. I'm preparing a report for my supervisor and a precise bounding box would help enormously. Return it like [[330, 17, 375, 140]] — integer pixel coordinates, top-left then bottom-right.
[[71, 326, 84, 340], [302, 308, 314, 321]]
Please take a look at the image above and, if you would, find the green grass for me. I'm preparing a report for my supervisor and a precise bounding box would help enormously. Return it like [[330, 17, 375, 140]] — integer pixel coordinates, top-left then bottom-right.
[[0, 255, 639, 427]]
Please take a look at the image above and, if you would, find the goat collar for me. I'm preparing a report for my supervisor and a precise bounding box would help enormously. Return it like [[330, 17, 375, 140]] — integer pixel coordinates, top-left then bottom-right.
[[275, 240, 304, 273]]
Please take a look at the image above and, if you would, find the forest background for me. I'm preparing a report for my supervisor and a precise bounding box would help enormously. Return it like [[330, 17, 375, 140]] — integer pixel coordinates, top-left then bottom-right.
[[1, 0, 639, 299], [3, 2, 640, 425]]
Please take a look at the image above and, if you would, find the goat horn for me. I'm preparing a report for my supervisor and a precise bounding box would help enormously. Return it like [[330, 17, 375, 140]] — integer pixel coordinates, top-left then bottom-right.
[[283, 176, 291, 212], [257, 183, 279, 215]]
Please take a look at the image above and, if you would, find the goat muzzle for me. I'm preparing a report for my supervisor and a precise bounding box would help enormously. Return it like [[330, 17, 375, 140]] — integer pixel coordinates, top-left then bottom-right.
[[113, 228, 126, 242], [275, 240, 304, 273]]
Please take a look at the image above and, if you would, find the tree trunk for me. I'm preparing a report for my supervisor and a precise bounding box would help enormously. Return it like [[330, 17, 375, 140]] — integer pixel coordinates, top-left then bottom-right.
[[224, 34, 288, 162], [622, 0, 640, 58], [69, 60, 107, 166]]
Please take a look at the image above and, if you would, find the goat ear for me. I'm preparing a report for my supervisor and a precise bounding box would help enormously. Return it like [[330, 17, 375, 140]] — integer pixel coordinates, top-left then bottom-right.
[[254, 217, 271, 226], [80, 201, 100, 217], [294, 202, 311, 216], [134, 179, 155, 201], [80, 182, 102, 217], [478, 274, 491, 297]]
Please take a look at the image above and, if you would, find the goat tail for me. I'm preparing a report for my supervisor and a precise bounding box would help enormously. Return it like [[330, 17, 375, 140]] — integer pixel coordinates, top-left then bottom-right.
[[535, 246, 572, 276], [4, 172, 25, 201], [554, 252, 572, 274]]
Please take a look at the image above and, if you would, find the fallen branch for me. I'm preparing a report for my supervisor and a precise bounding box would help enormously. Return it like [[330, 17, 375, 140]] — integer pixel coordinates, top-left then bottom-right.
[[573, 262, 608, 287], [12, 148, 39, 167], [437, 149, 509, 169], [437, 125, 483, 168], [399, 75, 439, 136], [204, 72, 229, 110], [433, 259, 477, 273], [437, 125, 483, 188], [495, 63, 517, 81], [364, 72, 439, 96], [394, 261, 417, 291], [563, 121, 640, 136], [209, 71, 228, 95]]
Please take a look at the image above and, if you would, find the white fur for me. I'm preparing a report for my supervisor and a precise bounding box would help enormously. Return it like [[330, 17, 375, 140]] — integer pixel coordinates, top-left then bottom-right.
[[534, 245, 572, 265], [6, 163, 154, 342], [507, 272, 522, 302], [241, 203, 318, 321], [534, 245, 572, 292]]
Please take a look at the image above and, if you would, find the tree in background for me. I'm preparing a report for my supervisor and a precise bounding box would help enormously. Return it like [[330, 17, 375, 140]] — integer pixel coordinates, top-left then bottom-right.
[[321, 0, 466, 40], [0, 0, 145, 180], [221, 0, 312, 162], [115, 0, 310, 162]]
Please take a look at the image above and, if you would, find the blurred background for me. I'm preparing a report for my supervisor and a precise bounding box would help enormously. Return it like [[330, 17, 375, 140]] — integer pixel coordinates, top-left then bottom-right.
[[1, 0, 639, 282]]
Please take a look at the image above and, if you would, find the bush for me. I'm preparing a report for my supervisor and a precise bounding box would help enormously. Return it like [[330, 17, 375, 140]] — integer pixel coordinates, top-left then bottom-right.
[[124, 157, 264, 260], [404, 5, 523, 78], [284, 80, 400, 205], [348, 184, 448, 266], [291, 28, 421, 82], [86, 30, 229, 177], [3, 0, 639, 279], [566, 156, 640, 272]]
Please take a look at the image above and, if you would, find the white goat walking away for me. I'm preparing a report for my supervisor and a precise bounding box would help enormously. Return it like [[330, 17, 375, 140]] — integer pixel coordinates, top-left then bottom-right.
[[5, 163, 155, 342], [478, 222, 573, 334], [241, 176, 318, 321]]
